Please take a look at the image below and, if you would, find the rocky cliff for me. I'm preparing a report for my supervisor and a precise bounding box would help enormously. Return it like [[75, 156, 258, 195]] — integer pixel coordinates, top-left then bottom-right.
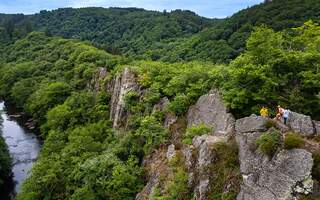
[[236, 116, 314, 200], [109, 68, 140, 128], [92, 67, 319, 200]]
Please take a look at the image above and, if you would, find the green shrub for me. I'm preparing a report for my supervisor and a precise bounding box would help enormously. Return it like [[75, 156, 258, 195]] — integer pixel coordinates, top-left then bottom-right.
[[264, 119, 277, 129], [256, 131, 281, 156], [165, 167, 192, 200], [284, 133, 305, 150], [124, 91, 140, 110], [168, 94, 190, 116], [136, 115, 168, 155], [182, 123, 212, 145]]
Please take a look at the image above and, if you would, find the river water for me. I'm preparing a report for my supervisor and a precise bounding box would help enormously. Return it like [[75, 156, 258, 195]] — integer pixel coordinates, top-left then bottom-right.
[[0, 102, 41, 198]]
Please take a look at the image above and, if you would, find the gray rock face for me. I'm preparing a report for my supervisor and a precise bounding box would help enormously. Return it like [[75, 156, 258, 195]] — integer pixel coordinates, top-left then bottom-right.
[[236, 115, 314, 200], [187, 90, 235, 137], [88, 67, 108, 92], [166, 144, 176, 162], [313, 120, 320, 136], [287, 112, 315, 137], [109, 68, 139, 128], [181, 135, 226, 200], [236, 115, 268, 133]]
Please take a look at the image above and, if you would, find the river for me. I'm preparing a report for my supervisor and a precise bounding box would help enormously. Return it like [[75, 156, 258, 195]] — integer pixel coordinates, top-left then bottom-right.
[[0, 102, 41, 199]]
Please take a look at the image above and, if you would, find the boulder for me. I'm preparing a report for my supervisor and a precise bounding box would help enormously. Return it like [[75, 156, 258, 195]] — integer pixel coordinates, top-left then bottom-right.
[[166, 144, 176, 162], [235, 115, 268, 134], [187, 90, 235, 137], [313, 120, 320, 136], [193, 135, 226, 168], [287, 112, 315, 137], [236, 126, 314, 200], [109, 68, 139, 128]]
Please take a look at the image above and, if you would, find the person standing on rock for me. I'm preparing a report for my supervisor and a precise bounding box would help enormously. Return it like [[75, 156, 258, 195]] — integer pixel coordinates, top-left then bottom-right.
[[276, 105, 284, 121], [283, 109, 290, 125], [260, 106, 269, 117]]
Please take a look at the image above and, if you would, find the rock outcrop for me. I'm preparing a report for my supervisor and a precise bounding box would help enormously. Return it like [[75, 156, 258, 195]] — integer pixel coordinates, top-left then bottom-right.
[[109, 68, 139, 128], [88, 67, 108, 92], [134, 87, 318, 200], [236, 114, 268, 133], [182, 90, 236, 200], [236, 115, 314, 200], [187, 135, 227, 200], [136, 147, 169, 200], [187, 90, 235, 137], [287, 112, 315, 137], [313, 120, 320, 135]]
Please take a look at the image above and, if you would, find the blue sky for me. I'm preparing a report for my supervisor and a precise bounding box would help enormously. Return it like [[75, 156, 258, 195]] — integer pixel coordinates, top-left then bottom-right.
[[0, 0, 264, 18]]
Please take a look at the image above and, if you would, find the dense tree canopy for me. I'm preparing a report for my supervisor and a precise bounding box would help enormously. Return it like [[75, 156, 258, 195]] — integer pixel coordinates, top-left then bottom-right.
[[216, 22, 320, 119], [1, 0, 320, 62]]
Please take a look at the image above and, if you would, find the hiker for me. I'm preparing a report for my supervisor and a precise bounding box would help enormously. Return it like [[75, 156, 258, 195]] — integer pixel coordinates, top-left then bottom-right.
[[276, 105, 284, 121], [283, 109, 290, 125], [260, 106, 269, 117]]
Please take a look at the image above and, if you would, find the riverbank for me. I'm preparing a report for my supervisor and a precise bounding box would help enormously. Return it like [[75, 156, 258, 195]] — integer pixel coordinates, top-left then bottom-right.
[[0, 109, 13, 200], [0, 102, 41, 199]]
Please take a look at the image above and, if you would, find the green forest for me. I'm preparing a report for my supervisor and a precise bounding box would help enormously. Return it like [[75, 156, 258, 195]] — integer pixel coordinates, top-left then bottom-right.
[[0, 0, 320, 199], [1, 0, 320, 62]]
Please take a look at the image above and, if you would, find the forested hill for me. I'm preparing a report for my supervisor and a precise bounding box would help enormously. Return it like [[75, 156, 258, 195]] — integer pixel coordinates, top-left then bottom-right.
[[159, 0, 320, 62], [0, 7, 217, 55], [1, 0, 320, 62]]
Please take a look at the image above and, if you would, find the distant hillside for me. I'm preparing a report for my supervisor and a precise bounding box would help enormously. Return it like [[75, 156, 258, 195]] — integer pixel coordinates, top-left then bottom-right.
[[155, 0, 320, 62], [0, 7, 217, 55], [1, 0, 320, 62]]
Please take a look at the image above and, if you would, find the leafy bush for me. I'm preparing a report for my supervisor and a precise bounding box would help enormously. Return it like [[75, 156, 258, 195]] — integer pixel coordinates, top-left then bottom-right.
[[124, 91, 140, 109], [136, 115, 168, 155], [182, 123, 212, 145], [168, 94, 190, 116], [26, 82, 71, 123], [256, 131, 281, 156], [284, 133, 305, 150]]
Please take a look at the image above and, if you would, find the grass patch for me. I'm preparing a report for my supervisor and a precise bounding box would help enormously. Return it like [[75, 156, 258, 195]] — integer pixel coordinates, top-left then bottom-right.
[[284, 132, 305, 150], [256, 131, 281, 157], [299, 196, 319, 200], [182, 123, 212, 145], [264, 119, 277, 129]]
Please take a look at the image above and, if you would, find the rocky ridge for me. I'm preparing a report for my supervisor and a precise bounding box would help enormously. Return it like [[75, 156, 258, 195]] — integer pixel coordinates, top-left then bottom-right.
[[91, 67, 319, 200]]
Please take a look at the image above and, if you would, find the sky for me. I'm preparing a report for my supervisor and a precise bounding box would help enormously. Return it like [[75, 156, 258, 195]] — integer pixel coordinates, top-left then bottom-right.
[[0, 0, 264, 18]]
